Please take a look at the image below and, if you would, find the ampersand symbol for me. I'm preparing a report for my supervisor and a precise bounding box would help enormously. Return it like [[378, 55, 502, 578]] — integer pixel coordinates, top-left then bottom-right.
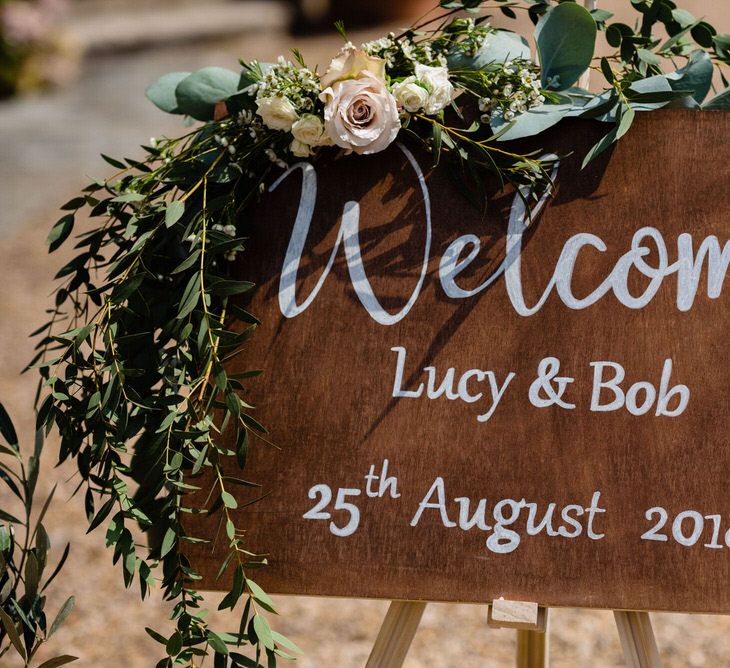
[[528, 357, 576, 409]]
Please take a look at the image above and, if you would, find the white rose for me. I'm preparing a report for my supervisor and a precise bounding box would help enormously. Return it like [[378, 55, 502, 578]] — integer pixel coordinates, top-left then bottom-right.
[[289, 138, 312, 158], [321, 46, 386, 89], [414, 63, 456, 115], [320, 71, 400, 155], [392, 76, 429, 113], [256, 95, 299, 131], [291, 114, 331, 147]]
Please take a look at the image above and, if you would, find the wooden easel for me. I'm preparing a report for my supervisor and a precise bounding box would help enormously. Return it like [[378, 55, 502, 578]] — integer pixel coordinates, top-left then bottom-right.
[[366, 600, 662, 667]]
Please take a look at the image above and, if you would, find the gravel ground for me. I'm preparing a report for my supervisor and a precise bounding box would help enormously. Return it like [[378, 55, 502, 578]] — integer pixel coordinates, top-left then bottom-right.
[[2, 3, 730, 665]]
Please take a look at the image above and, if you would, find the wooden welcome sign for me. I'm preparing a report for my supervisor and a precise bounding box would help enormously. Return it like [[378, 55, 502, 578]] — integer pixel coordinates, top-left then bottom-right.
[[186, 110, 730, 614]]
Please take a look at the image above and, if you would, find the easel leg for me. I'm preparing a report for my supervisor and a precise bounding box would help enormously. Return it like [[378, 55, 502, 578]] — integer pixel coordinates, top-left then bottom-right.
[[516, 627, 549, 668], [614, 611, 662, 668], [366, 601, 427, 668]]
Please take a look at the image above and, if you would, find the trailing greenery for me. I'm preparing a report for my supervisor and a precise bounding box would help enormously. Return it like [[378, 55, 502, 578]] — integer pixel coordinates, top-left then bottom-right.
[[0, 0, 726, 665]]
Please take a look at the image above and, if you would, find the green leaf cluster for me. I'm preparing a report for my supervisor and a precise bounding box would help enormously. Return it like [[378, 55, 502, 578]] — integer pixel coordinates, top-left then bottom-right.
[[147, 67, 251, 122], [0, 404, 75, 667], [480, 0, 729, 166], [32, 101, 299, 665]]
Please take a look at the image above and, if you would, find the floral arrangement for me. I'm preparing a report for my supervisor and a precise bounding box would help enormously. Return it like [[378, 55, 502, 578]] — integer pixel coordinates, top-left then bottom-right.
[[0, 1, 728, 666]]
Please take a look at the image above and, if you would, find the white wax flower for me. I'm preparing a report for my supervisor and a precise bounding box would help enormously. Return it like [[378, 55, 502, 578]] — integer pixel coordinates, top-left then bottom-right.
[[392, 77, 429, 113], [320, 71, 400, 155], [415, 63, 456, 115], [256, 95, 299, 131]]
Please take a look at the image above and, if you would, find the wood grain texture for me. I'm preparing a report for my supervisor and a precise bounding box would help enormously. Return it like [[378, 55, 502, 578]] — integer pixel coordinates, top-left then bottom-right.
[[184, 110, 730, 613], [614, 611, 661, 668], [366, 601, 427, 668], [516, 629, 550, 668]]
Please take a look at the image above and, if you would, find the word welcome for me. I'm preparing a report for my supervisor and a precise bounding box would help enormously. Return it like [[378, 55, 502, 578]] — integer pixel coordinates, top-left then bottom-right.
[[269, 145, 730, 325]]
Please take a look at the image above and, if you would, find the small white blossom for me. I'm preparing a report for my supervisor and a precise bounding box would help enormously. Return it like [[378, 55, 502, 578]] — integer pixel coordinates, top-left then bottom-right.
[[414, 64, 455, 115], [237, 110, 254, 125]]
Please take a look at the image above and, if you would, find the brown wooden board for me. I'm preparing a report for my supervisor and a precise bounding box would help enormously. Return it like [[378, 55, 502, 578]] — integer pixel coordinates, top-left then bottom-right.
[[184, 110, 730, 613]]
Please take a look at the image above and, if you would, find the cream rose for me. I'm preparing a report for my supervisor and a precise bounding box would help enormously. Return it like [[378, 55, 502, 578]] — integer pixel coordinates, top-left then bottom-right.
[[256, 95, 299, 131], [392, 76, 429, 113], [291, 113, 331, 147], [414, 63, 456, 115], [320, 46, 386, 89], [289, 138, 312, 158], [320, 71, 400, 155]]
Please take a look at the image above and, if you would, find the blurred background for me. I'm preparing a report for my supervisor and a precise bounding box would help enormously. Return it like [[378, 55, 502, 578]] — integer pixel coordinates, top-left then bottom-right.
[[0, 0, 728, 665]]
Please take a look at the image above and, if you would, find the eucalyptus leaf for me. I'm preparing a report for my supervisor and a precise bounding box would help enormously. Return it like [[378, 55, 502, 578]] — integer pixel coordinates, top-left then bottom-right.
[[671, 8, 696, 28], [536, 3, 597, 91], [47, 215, 75, 253], [145, 72, 190, 114], [207, 630, 230, 655], [659, 19, 700, 52], [0, 402, 18, 451], [160, 527, 177, 558], [0, 608, 26, 660], [495, 104, 572, 141], [627, 75, 676, 110], [569, 90, 617, 122], [703, 87, 730, 110], [221, 491, 238, 509], [590, 9, 614, 23], [581, 125, 618, 168], [252, 615, 275, 651], [666, 50, 713, 103], [37, 656, 79, 668], [165, 201, 185, 228], [448, 30, 530, 70], [615, 105, 636, 140], [247, 579, 276, 612], [175, 67, 240, 121]]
